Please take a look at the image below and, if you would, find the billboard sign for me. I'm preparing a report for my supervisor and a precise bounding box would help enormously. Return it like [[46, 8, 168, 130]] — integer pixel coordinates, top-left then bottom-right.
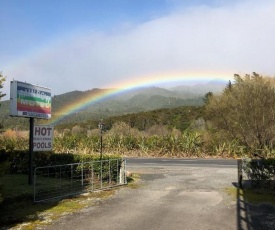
[[33, 125, 54, 151], [10, 81, 51, 119]]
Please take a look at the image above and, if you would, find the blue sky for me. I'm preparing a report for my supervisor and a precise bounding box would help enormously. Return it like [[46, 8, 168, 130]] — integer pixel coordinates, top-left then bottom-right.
[[1, 0, 275, 99], [1, 1, 171, 55], [1, 0, 217, 59]]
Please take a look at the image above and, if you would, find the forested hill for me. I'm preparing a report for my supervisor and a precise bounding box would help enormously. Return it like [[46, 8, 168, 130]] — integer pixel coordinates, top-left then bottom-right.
[[0, 80, 226, 129], [58, 106, 206, 133]]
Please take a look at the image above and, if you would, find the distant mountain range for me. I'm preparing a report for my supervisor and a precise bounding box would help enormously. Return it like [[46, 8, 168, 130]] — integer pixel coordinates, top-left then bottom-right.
[[0, 80, 227, 128]]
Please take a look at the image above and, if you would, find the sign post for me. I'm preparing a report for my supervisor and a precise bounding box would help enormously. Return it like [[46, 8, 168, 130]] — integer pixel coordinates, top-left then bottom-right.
[[29, 118, 34, 185], [10, 81, 52, 185]]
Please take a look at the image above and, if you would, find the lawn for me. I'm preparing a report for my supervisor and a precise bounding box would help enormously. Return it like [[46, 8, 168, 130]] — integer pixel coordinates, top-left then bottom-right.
[[0, 174, 115, 228], [0, 174, 53, 227], [0, 174, 33, 199], [225, 187, 275, 205], [0, 173, 132, 229]]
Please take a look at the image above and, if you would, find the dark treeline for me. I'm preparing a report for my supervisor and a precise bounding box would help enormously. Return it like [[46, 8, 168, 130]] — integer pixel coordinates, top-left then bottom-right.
[[56, 106, 205, 133]]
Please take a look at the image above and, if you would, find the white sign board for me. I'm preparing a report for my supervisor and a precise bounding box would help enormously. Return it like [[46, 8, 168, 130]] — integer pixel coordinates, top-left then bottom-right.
[[10, 81, 51, 119], [33, 125, 54, 151]]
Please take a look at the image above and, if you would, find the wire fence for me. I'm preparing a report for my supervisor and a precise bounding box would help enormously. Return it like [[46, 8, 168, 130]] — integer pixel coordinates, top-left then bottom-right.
[[34, 159, 127, 202]]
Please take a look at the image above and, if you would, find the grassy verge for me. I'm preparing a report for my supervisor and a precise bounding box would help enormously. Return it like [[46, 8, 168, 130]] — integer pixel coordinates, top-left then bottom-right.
[[0, 173, 138, 229], [225, 187, 275, 205], [126, 173, 141, 189], [0, 174, 33, 199]]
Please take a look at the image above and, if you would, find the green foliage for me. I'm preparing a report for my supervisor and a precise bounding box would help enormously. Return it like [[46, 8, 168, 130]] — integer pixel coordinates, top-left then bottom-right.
[[0, 150, 121, 174], [0, 152, 10, 177], [0, 136, 28, 152], [203, 91, 213, 105], [49, 88, 204, 126], [225, 187, 275, 205], [242, 158, 275, 190], [0, 83, 205, 129], [0, 72, 6, 102], [0, 117, 251, 159], [179, 132, 203, 155], [0, 100, 30, 130], [5, 75, 275, 159], [99, 106, 204, 133], [0, 150, 8, 162], [205, 73, 275, 157], [8, 151, 30, 173], [205, 138, 247, 158]]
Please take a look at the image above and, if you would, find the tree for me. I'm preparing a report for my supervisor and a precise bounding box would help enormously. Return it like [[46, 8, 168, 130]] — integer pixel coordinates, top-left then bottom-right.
[[203, 92, 213, 105], [205, 72, 275, 156], [0, 72, 6, 104]]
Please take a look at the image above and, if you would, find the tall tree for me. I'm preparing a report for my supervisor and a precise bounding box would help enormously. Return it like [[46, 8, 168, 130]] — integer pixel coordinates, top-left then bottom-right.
[[203, 92, 213, 105], [0, 72, 6, 104], [205, 72, 275, 156]]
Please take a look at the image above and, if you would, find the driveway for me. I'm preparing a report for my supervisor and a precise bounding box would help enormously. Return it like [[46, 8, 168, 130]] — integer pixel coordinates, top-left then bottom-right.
[[42, 160, 275, 230]]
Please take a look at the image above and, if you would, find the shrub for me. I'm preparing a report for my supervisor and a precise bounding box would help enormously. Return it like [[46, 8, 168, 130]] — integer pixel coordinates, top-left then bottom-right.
[[242, 158, 275, 190], [0, 150, 122, 175]]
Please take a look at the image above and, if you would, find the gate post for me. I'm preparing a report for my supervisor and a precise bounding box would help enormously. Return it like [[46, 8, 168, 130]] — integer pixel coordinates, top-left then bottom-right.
[[238, 159, 243, 189], [119, 159, 127, 184]]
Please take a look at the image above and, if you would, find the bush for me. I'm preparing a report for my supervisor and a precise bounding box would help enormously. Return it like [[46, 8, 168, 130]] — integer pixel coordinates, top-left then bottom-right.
[[242, 158, 275, 190], [205, 73, 275, 157], [0, 150, 122, 175], [0, 150, 8, 163]]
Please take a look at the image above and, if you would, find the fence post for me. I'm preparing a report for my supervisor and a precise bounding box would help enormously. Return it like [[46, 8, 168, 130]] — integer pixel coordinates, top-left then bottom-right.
[[33, 167, 36, 202], [117, 159, 119, 185], [124, 160, 127, 184], [59, 166, 62, 196], [81, 162, 84, 187], [91, 162, 94, 191], [238, 159, 243, 189], [119, 159, 126, 184], [100, 160, 103, 188], [71, 164, 73, 191], [109, 159, 111, 185]]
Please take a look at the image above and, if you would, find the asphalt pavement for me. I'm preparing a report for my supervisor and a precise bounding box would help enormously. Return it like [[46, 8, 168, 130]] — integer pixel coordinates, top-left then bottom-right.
[[41, 158, 275, 230], [126, 157, 237, 168]]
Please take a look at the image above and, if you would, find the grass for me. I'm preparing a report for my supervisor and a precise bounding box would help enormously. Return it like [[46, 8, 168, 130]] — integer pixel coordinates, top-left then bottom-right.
[[126, 173, 142, 189], [0, 174, 33, 199], [0, 174, 52, 227], [225, 187, 275, 205], [0, 173, 117, 229], [1, 190, 116, 229], [0, 173, 137, 229]]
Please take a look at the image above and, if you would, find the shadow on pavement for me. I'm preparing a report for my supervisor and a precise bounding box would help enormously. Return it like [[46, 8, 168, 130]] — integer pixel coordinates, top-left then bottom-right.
[[233, 182, 275, 230]]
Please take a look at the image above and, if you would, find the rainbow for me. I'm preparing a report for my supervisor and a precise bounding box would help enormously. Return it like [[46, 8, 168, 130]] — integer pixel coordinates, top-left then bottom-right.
[[49, 72, 233, 125]]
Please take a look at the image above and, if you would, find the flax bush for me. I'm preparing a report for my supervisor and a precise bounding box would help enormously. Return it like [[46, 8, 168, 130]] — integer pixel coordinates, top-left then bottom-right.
[[0, 130, 28, 152], [0, 120, 259, 158]]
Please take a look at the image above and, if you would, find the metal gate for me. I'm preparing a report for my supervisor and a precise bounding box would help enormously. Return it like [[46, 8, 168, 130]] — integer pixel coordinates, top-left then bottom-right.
[[34, 159, 127, 202]]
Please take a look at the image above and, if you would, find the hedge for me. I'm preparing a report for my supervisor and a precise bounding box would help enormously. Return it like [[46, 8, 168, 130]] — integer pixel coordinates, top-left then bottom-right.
[[0, 150, 122, 174], [241, 158, 275, 190]]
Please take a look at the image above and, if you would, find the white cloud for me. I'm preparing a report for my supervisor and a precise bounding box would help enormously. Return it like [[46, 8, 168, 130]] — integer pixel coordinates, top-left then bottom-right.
[[3, 0, 275, 98]]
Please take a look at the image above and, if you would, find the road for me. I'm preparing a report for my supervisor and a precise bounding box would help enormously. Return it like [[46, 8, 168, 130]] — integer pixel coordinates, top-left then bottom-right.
[[126, 157, 237, 168], [43, 158, 275, 230]]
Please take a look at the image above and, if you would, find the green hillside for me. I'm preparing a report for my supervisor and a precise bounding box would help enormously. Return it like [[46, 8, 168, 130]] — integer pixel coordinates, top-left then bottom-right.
[[0, 82, 225, 130]]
